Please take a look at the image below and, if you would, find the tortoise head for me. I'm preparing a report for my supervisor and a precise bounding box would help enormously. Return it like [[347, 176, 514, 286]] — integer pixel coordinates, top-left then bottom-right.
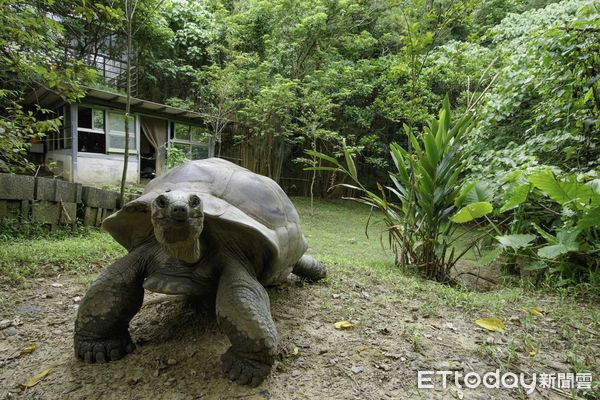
[[150, 190, 204, 263]]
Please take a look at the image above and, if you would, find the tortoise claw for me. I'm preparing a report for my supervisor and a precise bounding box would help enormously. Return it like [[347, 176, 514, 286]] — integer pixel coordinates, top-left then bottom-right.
[[221, 347, 272, 387], [74, 332, 135, 363]]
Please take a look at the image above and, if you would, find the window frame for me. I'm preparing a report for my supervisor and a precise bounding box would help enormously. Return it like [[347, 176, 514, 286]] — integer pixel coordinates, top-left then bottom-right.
[[75, 105, 139, 155], [169, 122, 209, 160], [106, 111, 138, 154]]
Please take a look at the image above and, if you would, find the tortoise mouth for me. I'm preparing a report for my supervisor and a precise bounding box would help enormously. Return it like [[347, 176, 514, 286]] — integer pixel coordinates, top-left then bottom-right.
[[153, 219, 203, 264], [153, 217, 202, 226]]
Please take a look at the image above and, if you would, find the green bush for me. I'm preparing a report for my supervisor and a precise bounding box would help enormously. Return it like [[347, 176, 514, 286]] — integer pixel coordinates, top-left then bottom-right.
[[307, 98, 490, 282], [493, 168, 600, 285]]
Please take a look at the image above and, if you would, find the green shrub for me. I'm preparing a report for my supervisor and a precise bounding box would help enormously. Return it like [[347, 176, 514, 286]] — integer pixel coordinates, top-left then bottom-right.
[[307, 98, 490, 282], [493, 168, 600, 285]]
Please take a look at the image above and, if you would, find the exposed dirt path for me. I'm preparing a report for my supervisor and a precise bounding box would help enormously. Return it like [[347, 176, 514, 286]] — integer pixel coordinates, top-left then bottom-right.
[[0, 265, 597, 400]]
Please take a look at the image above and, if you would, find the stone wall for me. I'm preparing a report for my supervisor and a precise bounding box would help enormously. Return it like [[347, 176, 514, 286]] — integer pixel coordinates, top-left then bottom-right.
[[0, 173, 128, 228]]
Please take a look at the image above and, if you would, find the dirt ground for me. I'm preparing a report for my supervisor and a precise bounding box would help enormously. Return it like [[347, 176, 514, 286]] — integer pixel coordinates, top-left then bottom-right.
[[0, 265, 596, 400]]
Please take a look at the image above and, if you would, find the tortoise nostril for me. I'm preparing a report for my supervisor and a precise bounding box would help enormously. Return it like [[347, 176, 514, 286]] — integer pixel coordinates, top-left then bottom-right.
[[171, 205, 188, 221]]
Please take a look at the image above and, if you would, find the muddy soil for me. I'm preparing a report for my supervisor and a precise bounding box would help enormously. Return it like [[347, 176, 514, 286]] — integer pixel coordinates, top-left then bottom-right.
[[0, 266, 594, 400]]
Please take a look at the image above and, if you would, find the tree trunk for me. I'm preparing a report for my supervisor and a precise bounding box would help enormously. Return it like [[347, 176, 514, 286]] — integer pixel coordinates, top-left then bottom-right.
[[119, 3, 134, 207]]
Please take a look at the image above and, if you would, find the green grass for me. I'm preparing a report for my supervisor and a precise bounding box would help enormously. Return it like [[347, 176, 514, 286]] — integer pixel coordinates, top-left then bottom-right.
[[0, 197, 598, 380], [293, 197, 393, 269], [1, 198, 597, 322], [297, 197, 600, 373], [0, 228, 125, 284]]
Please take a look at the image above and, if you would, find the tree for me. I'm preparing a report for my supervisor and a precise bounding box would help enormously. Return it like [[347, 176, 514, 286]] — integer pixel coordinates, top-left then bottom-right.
[[0, 0, 93, 173], [195, 64, 241, 157], [119, 0, 138, 205]]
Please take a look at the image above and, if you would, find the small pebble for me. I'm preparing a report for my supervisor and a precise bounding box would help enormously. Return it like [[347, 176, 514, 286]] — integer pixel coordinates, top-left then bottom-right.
[[113, 372, 125, 380], [167, 358, 177, 366], [3, 327, 18, 337], [351, 366, 364, 374], [291, 369, 301, 377]]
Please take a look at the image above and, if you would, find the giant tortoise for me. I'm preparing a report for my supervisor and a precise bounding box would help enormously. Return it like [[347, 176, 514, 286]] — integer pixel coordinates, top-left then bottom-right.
[[74, 158, 326, 386]]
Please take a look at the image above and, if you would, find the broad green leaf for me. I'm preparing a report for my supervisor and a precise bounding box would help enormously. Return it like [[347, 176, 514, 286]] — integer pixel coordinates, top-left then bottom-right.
[[523, 261, 548, 271], [465, 182, 493, 204], [528, 171, 600, 209], [496, 234, 536, 251], [556, 228, 581, 245], [450, 202, 493, 223], [475, 318, 505, 332], [455, 181, 477, 208], [479, 247, 503, 267], [577, 207, 600, 230], [499, 184, 531, 213], [537, 228, 580, 258], [538, 243, 579, 259]]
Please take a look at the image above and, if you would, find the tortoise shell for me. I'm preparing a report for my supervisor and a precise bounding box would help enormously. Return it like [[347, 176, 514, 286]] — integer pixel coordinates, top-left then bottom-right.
[[102, 158, 307, 285]]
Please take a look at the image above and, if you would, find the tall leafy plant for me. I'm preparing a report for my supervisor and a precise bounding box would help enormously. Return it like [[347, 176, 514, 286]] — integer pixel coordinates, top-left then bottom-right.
[[307, 98, 489, 282], [496, 169, 600, 283]]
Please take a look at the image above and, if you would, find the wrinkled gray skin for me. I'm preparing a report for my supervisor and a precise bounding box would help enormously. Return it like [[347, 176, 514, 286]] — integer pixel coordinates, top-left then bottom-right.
[[74, 158, 326, 387]]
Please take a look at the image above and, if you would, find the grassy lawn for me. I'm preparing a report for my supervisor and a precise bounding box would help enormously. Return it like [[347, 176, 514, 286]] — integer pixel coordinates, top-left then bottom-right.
[[0, 228, 126, 284], [0, 197, 598, 391], [296, 197, 599, 382]]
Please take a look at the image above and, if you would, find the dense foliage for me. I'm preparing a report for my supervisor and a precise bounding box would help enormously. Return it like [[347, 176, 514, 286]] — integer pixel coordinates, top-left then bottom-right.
[[0, 0, 95, 172], [1, 0, 598, 286]]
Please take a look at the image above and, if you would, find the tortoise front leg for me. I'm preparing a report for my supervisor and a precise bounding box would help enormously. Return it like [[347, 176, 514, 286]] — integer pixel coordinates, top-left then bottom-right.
[[74, 245, 149, 363], [216, 264, 277, 386]]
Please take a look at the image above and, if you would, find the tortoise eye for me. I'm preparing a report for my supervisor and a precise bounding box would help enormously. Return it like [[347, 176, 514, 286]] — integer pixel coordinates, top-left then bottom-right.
[[189, 195, 201, 208], [155, 195, 168, 209]]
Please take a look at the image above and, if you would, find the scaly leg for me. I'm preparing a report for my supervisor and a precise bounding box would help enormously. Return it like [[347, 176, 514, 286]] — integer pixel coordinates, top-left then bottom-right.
[[216, 263, 277, 386], [74, 244, 151, 363], [292, 254, 327, 281]]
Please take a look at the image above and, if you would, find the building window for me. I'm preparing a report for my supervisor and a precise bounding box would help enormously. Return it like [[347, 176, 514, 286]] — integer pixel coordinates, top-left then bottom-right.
[[77, 106, 106, 153], [170, 123, 209, 160], [76, 106, 137, 154], [46, 106, 69, 151], [107, 111, 136, 152]]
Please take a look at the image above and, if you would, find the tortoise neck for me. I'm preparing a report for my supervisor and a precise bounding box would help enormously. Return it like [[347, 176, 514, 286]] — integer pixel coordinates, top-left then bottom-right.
[[153, 224, 203, 264], [162, 238, 202, 264]]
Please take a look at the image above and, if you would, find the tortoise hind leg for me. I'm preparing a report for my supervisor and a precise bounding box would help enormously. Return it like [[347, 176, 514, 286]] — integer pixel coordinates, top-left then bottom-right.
[[74, 244, 150, 363], [292, 255, 327, 281]]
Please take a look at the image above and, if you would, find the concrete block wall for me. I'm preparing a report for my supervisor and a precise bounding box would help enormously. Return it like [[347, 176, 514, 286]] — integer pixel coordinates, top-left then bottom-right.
[[0, 173, 132, 228]]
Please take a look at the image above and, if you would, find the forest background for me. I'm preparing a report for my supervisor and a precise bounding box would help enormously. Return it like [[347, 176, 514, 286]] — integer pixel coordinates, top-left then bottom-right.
[[1, 0, 599, 288]]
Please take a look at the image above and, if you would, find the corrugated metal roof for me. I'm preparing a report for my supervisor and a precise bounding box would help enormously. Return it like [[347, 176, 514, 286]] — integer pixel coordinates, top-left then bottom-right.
[[25, 86, 203, 123]]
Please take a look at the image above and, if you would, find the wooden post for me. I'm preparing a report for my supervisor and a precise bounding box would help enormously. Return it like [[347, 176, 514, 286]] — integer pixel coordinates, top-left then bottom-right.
[[69, 104, 78, 183]]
